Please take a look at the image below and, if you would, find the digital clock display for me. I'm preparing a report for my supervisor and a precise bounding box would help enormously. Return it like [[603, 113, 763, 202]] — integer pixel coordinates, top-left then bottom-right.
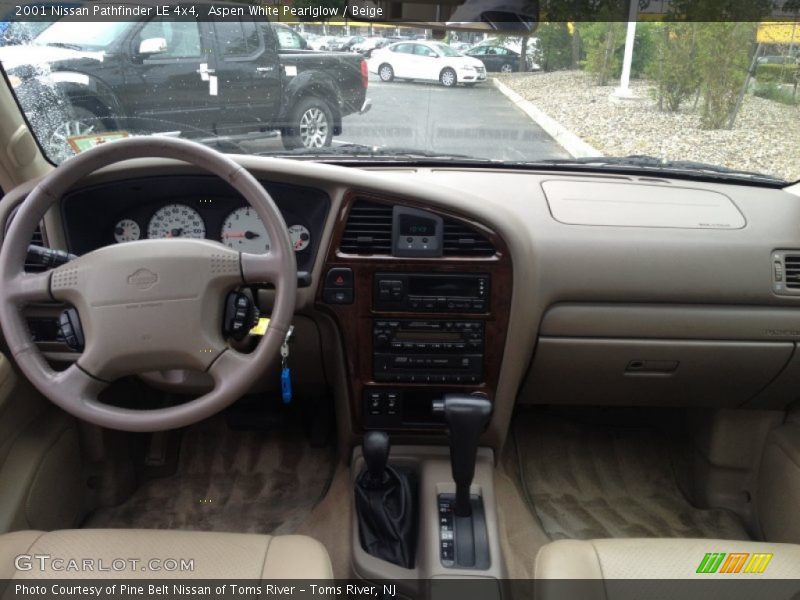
[[392, 206, 443, 257], [399, 215, 436, 236]]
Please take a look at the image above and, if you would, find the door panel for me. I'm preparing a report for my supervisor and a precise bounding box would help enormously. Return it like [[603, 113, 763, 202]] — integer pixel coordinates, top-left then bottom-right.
[[413, 44, 440, 80], [120, 18, 217, 135], [390, 43, 414, 78], [211, 18, 280, 136]]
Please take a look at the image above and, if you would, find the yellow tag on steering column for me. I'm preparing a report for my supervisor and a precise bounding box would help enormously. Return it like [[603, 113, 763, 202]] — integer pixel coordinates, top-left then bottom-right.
[[249, 317, 270, 336]]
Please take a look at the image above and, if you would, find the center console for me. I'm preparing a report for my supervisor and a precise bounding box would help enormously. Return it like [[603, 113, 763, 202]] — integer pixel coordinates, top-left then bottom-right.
[[318, 194, 512, 589]]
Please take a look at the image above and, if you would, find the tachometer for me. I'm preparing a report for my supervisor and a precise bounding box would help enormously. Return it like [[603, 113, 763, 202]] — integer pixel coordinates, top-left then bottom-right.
[[147, 204, 206, 239], [288, 224, 311, 252], [220, 206, 271, 253], [113, 218, 140, 243]]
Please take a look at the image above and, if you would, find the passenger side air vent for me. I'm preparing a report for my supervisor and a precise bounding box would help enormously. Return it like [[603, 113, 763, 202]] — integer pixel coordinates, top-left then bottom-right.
[[341, 200, 495, 257], [772, 250, 800, 296], [25, 225, 46, 272], [340, 201, 394, 254], [443, 222, 495, 257], [784, 255, 800, 289]]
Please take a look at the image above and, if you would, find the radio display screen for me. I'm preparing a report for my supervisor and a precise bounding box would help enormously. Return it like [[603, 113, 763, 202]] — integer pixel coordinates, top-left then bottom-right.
[[407, 278, 480, 297], [395, 331, 461, 341]]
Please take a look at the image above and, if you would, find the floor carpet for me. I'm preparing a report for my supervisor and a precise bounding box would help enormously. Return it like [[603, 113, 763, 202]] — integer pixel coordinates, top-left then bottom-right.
[[86, 416, 336, 535], [513, 412, 751, 541]]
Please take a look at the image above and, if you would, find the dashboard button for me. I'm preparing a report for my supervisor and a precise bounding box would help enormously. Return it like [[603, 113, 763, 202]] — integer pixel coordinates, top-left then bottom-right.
[[323, 288, 353, 304]]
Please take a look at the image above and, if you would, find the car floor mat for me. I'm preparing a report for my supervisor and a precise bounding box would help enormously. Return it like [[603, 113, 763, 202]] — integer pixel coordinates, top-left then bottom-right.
[[513, 412, 752, 541], [84, 415, 335, 535]]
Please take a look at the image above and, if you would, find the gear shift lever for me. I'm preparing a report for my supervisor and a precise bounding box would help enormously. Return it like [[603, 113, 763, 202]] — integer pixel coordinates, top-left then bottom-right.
[[363, 430, 390, 485], [434, 393, 493, 517], [355, 431, 416, 568]]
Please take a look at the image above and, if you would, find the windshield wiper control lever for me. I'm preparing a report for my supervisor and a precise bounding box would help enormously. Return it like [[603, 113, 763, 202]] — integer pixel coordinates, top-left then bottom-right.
[[26, 245, 76, 269], [433, 393, 492, 517]]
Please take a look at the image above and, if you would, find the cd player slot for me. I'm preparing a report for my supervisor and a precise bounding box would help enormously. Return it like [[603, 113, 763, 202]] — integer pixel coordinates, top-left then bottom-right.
[[373, 319, 484, 384]]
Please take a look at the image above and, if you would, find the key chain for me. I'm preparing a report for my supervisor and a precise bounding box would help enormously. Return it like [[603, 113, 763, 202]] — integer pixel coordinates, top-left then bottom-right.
[[281, 326, 294, 404]]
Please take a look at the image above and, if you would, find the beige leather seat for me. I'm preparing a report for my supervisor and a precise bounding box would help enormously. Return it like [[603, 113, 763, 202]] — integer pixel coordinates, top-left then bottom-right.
[[535, 538, 800, 579], [0, 529, 332, 579]]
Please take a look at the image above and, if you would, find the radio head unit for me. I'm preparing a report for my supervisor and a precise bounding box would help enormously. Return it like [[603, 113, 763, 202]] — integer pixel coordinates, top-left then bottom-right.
[[374, 273, 489, 313]]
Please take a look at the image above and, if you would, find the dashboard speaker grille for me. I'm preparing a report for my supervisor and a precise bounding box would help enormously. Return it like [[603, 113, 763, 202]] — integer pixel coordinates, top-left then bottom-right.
[[341, 200, 495, 257]]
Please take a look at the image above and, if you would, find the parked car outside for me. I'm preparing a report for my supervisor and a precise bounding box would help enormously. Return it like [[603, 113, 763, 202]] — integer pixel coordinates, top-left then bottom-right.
[[0, 14, 371, 159], [309, 35, 337, 51], [330, 35, 365, 52], [369, 40, 486, 87], [353, 37, 394, 57], [465, 44, 532, 72]]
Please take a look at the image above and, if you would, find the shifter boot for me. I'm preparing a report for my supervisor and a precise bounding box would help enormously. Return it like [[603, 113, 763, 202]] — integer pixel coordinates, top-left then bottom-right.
[[355, 465, 416, 569]]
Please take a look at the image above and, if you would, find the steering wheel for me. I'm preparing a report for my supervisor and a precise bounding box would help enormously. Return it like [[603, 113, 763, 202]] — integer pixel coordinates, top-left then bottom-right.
[[0, 137, 297, 432]]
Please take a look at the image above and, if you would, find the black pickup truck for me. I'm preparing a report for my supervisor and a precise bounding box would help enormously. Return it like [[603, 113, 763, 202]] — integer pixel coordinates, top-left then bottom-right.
[[0, 12, 370, 159]]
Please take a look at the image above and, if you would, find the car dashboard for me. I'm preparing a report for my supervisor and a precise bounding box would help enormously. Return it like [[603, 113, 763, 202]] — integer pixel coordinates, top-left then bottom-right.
[[3, 156, 800, 448]]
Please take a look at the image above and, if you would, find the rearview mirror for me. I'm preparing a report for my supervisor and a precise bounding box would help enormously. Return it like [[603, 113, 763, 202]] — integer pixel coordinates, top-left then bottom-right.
[[138, 37, 167, 56]]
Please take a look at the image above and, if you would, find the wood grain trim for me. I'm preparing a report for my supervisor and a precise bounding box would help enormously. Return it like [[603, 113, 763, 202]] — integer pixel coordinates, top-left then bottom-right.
[[315, 190, 513, 434]]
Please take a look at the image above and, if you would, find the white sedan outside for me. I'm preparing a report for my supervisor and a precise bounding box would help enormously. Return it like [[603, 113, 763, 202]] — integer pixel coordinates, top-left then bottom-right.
[[368, 41, 487, 87]]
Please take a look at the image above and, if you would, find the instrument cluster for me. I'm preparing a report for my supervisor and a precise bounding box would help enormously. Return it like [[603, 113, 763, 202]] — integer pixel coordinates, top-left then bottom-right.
[[111, 201, 311, 254]]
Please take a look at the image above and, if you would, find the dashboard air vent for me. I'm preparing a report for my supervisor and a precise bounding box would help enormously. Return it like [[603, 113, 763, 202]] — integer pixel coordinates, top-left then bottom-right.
[[341, 200, 496, 257], [24, 225, 46, 272], [784, 255, 800, 289], [443, 222, 495, 257], [340, 201, 393, 254]]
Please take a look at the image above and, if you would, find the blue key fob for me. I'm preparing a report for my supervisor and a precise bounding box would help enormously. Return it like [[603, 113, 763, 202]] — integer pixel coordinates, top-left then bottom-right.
[[281, 367, 292, 404]]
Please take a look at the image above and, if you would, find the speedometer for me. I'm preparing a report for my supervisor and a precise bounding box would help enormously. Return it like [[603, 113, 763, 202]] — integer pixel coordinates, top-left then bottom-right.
[[147, 204, 206, 239], [221, 207, 271, 253]]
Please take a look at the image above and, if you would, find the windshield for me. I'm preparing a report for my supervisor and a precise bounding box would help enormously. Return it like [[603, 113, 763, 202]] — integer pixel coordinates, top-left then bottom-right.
[[0, 16, 797, 183]]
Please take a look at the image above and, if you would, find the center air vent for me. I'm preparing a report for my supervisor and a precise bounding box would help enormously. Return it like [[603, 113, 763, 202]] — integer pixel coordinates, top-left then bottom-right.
[[340, 200, 495, 257], [443, 222, 495, 256], [340, 201, 393, 254]]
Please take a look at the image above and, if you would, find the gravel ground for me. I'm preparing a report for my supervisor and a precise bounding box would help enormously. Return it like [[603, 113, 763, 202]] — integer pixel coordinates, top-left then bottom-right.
[[498, 70, 800, 183]]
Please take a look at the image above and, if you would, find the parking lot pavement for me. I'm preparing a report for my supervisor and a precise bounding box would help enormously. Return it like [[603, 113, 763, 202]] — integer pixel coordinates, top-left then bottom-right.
[[239, 75, 570, 160], [339, 75, 570, 161]]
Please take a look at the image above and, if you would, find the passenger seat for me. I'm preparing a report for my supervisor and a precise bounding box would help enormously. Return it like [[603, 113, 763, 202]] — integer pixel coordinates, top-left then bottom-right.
[[0, 529, 332, 579], [535, 538, 800, 579]]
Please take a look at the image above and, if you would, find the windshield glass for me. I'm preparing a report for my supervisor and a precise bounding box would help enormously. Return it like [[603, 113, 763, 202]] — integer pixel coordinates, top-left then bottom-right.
[[0, 14, 797, 183]]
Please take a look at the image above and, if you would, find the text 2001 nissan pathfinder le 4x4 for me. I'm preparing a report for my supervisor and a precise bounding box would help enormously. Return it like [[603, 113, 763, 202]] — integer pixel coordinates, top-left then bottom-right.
[[0, 1, 799, 599]]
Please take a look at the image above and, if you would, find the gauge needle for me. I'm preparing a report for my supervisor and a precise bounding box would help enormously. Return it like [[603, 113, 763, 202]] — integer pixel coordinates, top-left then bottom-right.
[[224, 231, 260, 239]]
